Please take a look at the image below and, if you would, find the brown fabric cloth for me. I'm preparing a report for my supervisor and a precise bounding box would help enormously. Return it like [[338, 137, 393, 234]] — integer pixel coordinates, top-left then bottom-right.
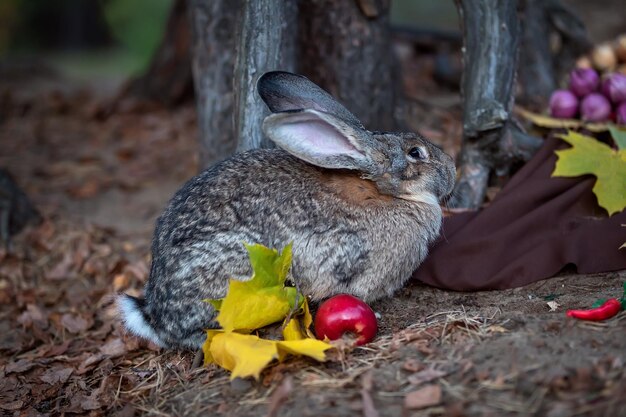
[[413, 136, 626, 291]]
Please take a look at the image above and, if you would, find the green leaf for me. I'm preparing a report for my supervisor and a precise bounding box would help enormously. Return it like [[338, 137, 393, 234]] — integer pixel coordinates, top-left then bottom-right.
[[609, 126, 626, 150], [215, 244, 298, 332], [242, 243, 293, 289], [553, 131, 626, 216]]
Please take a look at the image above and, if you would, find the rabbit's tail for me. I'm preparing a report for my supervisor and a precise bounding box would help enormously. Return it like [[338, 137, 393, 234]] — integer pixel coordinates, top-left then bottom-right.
[[118, 294, 165, 347]]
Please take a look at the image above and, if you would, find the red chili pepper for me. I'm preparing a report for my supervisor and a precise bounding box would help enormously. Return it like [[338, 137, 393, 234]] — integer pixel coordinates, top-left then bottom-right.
[[566, 298, 623, 321]]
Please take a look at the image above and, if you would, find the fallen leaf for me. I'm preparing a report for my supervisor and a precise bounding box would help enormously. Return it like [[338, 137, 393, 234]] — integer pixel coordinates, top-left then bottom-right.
[[206, 331, 331, 380], [17, 304, 48, 328], [212, 243, 299, 332], [0, 400, 23, 411], [282, 316, 305, 341], [209, 332, 278, 380], [112, 273, 130, 292], [40, 366, 73, 384], [282, 296, 315, 341], [361, 372, 379, 417], [276, 338, 331, 362], [66, 179, 100, 199], [404, 384, 442, 410], [60, 313, 91, 333], [515, 107, 613, 132], [99, 338, 127, 358], [407, 368, 448, 386], [46, 253, 75, 280], [547, 301, 561, 312], [267, 375, 293, 417], [5, 359, 36, 374], [553, 131, 626, 215], [80, 391, 102, 410]]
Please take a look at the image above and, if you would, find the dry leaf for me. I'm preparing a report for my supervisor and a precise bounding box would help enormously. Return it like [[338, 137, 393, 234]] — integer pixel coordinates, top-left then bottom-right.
[[361, 372, 379, 417], [46, 253, 75, 280], [404, 384, 442, 410], [5, 359, 36, 374], [60, 313, 91, 333], [99, 338, 127, 358], [40, 366, 73, 385], [515, 107, 613, 132], [0, 401, 24, 411], [547, 301, 561, 312], [407, 368, 448, 386], [112, 273, 130, 292], [267, 375, 293, 417]]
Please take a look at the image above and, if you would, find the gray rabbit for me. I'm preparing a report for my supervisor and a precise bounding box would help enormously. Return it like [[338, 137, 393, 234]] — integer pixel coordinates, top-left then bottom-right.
[[119, 71, 455, 349]]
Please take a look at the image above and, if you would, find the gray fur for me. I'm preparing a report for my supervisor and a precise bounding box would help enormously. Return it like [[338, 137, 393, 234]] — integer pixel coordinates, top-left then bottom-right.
[[120, 71, 456, 349]]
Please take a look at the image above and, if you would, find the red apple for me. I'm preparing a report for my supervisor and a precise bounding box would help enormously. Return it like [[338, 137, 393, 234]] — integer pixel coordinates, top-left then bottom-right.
[[314, 294, 378, 345]]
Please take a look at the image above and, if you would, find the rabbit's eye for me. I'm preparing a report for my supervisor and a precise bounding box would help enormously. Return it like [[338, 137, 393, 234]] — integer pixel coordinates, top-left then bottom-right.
[[407, 147, 427, 162]]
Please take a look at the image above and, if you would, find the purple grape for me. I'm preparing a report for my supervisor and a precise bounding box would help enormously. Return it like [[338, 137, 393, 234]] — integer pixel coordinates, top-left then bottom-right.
[[600, 73, 626, 104], [549, 90, 578, 119], [580, 93, 611, 122], [569, 68, 599, 97]]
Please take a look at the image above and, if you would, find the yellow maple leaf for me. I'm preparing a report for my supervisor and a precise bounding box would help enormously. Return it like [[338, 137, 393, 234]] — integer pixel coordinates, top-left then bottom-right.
[[212, 243, 299, 332], [209, 332, 278, 380], [276, 339, 331, 362], [553, 131, 626, 216], [282, 296, 317, 340], [283, 316, 305, 341]]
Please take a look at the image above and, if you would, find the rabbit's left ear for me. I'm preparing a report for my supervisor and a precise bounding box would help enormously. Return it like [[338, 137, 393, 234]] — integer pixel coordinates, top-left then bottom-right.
[[262, 109, 378, 172], [257, 71, 365, 130]]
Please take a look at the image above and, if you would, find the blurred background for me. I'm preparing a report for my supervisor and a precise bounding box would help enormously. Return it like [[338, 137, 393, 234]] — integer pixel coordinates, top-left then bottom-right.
[[1, 0, 623, 90]]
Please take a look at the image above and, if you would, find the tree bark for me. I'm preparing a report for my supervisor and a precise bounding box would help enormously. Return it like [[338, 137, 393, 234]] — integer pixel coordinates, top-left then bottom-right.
[[450, 0, 542, 209], [517, 0, 590, 107], [298, 0, 396, 131], [234, 0, 298, 152], [517, 0, 556, 107], [188, 0, 242, 169]]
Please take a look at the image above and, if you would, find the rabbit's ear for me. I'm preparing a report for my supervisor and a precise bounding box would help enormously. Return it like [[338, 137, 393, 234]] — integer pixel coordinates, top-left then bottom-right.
[[262, 109, 376, 171], [257, 71, 365, 130]]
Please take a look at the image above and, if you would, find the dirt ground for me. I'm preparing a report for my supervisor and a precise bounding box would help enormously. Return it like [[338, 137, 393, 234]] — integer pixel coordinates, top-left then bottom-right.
[[0, 60, 625, 417]]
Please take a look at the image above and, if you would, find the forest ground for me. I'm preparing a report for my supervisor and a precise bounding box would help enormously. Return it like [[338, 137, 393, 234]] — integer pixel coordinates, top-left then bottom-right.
[[0, 54, 624, 417]]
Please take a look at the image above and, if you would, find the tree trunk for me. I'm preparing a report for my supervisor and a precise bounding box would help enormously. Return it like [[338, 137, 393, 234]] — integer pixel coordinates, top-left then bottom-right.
[[298, 0, 397, 131], [450, 0, 542, 209], [124, 0, 192, 106], [517, 0, 556, 107], [517, 0, 590, 107], [188, 0, 242, 169], [233, 0, 298, 152]]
